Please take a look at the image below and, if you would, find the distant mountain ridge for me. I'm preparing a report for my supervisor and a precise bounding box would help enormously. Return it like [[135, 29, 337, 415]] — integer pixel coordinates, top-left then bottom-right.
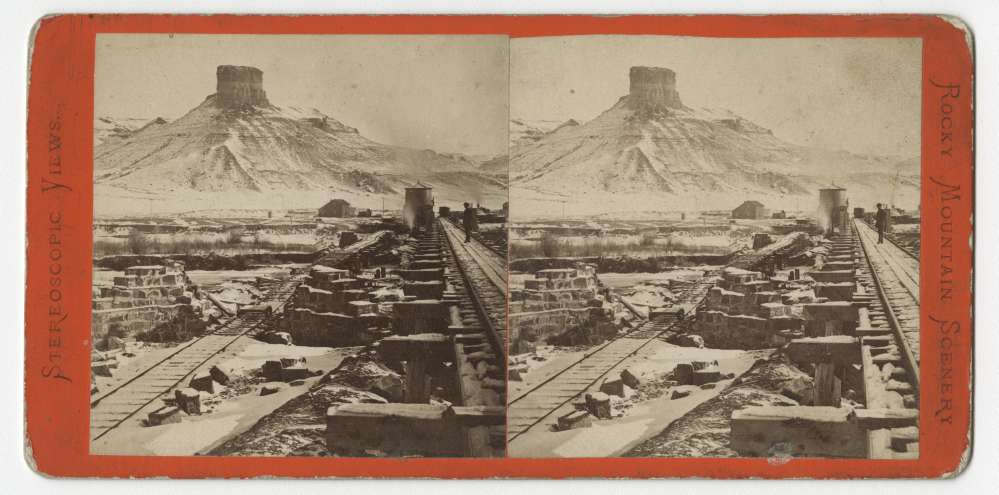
[[94, 116, 168, 147], [510, 66, 919, 219], [94, 65, 506, 215]]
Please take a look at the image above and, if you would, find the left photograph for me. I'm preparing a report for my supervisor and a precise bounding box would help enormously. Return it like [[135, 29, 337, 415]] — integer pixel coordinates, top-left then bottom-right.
[[89, 34, 509, 457]]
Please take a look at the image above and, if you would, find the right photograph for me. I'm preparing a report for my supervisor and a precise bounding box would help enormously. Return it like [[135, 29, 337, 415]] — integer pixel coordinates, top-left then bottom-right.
[[506, 36, 922, 459]]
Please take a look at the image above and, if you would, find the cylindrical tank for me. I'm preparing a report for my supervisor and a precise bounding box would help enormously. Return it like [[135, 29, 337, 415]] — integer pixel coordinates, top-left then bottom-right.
[[818, 187, 848, 235], [403, 185, 434, 232]]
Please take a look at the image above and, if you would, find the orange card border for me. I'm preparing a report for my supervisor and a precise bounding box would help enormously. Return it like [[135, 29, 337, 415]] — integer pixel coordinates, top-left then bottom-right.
[[24, 14, 974, 479]]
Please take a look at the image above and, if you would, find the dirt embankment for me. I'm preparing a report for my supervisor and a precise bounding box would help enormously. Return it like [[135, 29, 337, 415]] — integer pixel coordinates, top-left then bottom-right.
[[624, 351, 810, 458], [511, 254, 732, 274]]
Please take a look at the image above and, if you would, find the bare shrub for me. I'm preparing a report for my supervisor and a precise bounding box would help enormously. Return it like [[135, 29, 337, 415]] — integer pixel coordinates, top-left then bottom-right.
[[226, 230, 244, 245], [540, 232, 559, 258], [127, 230, 151, 255]]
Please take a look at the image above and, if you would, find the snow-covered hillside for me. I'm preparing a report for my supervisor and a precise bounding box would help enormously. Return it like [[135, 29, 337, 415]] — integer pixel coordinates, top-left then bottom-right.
[[510, 67, 919, 220], [94, 66, 506, 216]]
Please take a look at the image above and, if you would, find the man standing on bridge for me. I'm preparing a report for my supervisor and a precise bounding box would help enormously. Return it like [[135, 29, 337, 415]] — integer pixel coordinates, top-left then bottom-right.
[[462, 202, 475, 243], [875, 203, 890, 244]]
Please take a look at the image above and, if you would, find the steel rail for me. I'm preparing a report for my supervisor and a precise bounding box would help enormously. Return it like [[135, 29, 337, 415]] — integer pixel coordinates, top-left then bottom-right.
[[438, 219, 507, 364], [854, 221, 920, 401]]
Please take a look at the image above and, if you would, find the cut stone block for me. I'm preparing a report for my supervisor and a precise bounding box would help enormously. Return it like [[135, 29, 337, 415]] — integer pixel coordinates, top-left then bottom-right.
[[808, 270, 854, 283], [730, 406, 866, 458], [189, 371, 216, 394], [452, 405, 505, 427], [326, 403, 462, 456], [600, 376, 625, 397], [890, 426, 919, 451], [822, 262, 855, 274], [410, 260, 444, 270], [813, 282, 856, 301], [397, 268, 444, 282], [262, 360, 284, 381], [174, 387, 201, 415], [147, 406, 182, 426], [378, 333, 452, 363], [92, 360, 114, 378], [508, 367, 523, 382], [557, 410, 593, 431], [779, 376, 815, 405], [280, 356, 307, 367], [671, 389, 692, 400], [620, 369, 640, 389], [347, 300, 379, 317], [260, 382, 286, 396], [854, 408, 919, 430], [786, 336, 860, 366], [281, 365, 311, 382], [673, 334, 705, 348], [209, 365, 231, 386], [260, 331, 293, 345], [585, 392, 612, 419], [402, 281, 445, 301], [692, 369, 721, 386], [392, 300, 447, 335], [673, 363, 694, 386]]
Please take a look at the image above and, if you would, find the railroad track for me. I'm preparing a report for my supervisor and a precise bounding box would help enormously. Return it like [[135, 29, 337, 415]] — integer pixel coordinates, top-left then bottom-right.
[[836, 220, 922, 458], [860, 217, 921, 259], [506, 279, 714, 443], [440, 218, 508, 350], [445, 215, 508, 258], [506, 317, 681, 442], [854, 219, 920, 366], [428, 219, 508, 455], [89, 278, 300, 441]]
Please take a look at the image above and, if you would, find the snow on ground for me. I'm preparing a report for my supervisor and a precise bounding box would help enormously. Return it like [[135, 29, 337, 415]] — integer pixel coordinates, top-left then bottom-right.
[[186, 265, 301, 288], [218, 342, 336, 377], [211, 281, 263, 306], [92, 265, 300, 289], [91, 341, 188, 396], [617, 284, 676, 312], [509, 345, 588, 398], [598, 267, 714, 289], [601, 268, 717, 315], [508, 340, 765, 458], [92, 268, 119, 288], [90, 338, 356, 456]]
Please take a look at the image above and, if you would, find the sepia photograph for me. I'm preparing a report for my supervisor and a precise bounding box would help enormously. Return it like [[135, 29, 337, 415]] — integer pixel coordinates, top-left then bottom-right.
[[88, 34, 509, 458], [506, 36, 922, 459], [21, 11, 977, 481]]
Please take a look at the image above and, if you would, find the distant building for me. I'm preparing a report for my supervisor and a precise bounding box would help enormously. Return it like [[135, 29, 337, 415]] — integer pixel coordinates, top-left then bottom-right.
[[771, 210, 787, 219], [357, 208, 373, 218], [318, 199, 355, 218], [732, 200, 768, 220]]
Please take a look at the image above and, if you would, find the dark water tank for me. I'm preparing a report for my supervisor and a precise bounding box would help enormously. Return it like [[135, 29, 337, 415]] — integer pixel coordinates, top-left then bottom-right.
[[403, 185, 434, 232]]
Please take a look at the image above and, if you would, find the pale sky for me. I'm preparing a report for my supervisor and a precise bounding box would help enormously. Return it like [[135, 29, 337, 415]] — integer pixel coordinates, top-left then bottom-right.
[[512, 36, 921, 157], [95, 34, 509, 157]]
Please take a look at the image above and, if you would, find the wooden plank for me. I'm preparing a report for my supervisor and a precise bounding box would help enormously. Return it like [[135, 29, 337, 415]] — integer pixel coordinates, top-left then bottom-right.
[[786, 336, 860, 366], [867, 428, 893, 459]]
